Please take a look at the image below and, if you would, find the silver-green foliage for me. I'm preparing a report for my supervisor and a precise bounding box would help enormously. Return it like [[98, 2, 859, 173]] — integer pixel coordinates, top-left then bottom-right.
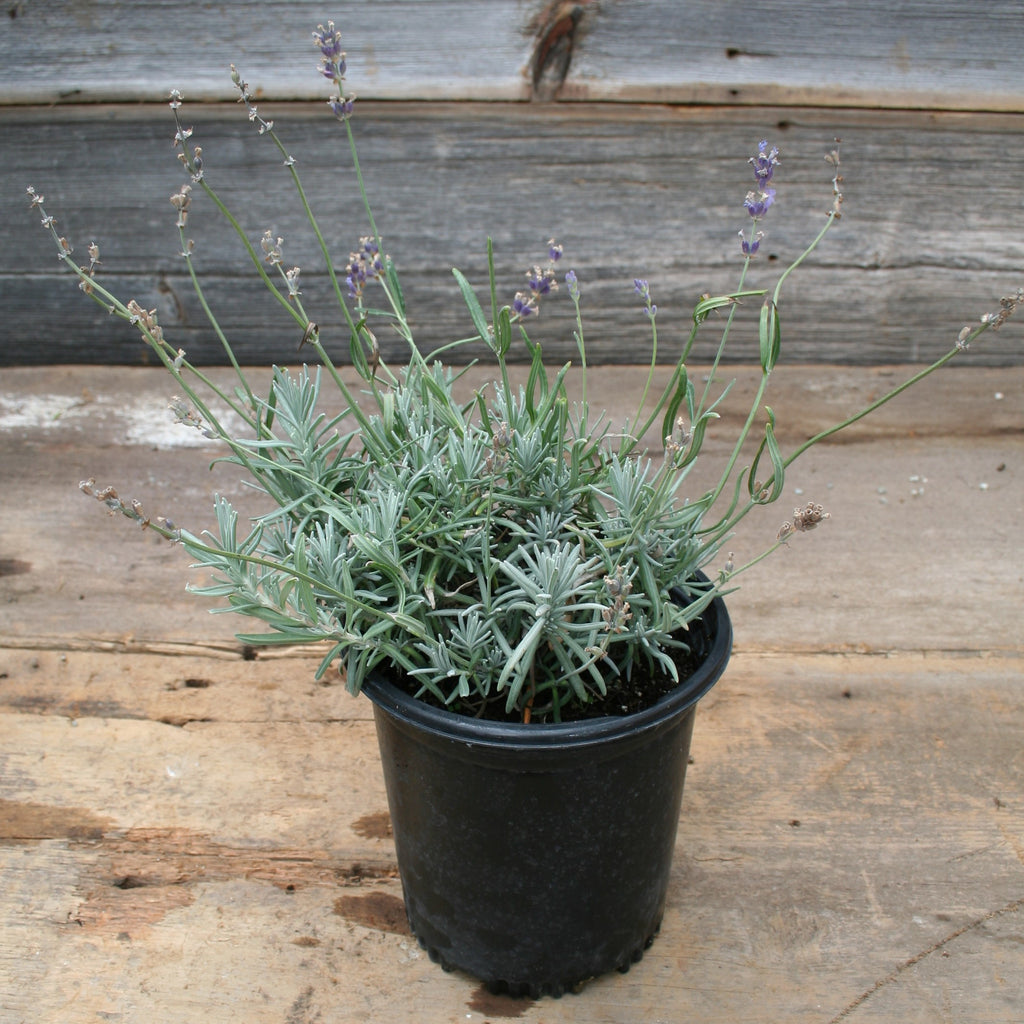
[[185, 348, 721, 719]]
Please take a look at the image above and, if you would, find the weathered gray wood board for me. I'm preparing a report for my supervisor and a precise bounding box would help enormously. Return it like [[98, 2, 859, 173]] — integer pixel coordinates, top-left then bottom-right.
[[3, 1, 1024, 368], [1, 365, 1022, 1020], [1, 1, 1021, 110], [6, 103, 1024, 366]]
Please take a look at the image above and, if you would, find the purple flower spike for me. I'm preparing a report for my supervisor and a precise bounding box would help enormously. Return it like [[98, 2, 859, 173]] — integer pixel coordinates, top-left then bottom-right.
[[633, 279, 657, 319]]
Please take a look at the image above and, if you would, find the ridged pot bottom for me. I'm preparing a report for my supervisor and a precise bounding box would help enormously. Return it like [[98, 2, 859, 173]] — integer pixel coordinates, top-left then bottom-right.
[[415, 917, 663, 998]]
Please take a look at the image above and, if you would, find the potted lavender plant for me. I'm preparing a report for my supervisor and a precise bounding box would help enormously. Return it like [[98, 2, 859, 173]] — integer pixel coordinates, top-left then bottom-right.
[[28, 23, 1020, 997]]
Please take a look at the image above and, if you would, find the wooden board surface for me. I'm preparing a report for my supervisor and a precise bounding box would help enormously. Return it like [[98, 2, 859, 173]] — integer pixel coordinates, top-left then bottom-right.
[[2, 654, 1022, 1024], [1, 1, 1021, 110], [6, 102, 1024, 367], [1, 363, 1022, 1022], [2, 363, 1023, 652]]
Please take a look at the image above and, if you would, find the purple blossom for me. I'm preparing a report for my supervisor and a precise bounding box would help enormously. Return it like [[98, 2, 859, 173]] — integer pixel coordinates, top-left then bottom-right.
[[512, 292, 537, 317], [565, 269, 579, 300], [346, 235, 385, 301], [314, 21, 355, 119], [320, 59, 347, 83], [743, 188, 776, 218], [750, 139, 780, 187], [739, 231, 763, 257], [509, 241, 563, 318], [313, 22, 345, 61], [526, 265, 554, 295], [328, 96, 356, 120]]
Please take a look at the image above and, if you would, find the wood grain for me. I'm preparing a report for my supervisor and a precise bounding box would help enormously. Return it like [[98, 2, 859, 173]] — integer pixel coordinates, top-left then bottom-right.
[[6, 103, 1024, 366], [1, 1, 1020, 110], [2, 658, 1021, 1022]]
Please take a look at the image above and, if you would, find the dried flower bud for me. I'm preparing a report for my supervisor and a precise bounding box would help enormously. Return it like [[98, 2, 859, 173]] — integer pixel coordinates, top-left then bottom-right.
[[492, 422, 512, 449], [791, 501, 831, 532], [261, 231, 284, 265], [664, 416, 691, 457], [603, 567, 633, 599], [602, 598, 632, 634], [170, 185, 192, 228]]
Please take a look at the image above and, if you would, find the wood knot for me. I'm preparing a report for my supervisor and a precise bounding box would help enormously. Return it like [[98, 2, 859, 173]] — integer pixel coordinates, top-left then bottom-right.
[[530, 1, 589, 101]]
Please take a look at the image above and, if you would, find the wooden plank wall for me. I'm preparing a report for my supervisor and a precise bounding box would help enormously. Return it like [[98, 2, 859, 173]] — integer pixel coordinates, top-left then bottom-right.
[[3, 1, 1023, 367]]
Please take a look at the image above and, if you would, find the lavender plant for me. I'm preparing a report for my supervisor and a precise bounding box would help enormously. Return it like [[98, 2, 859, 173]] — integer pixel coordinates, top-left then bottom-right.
[[28, 23, 1020, 722]]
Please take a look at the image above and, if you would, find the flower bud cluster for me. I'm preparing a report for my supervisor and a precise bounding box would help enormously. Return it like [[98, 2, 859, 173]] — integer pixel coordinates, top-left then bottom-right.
[[80, 479, 179, 538], [346, 236, 385, 302], [314, 22, 356, 120], [825, 140, 844, 219], [633, 278, 657, 320], [663, 415, 691, 459], [167, 95, 205, 184], [259, 231, 302, 299], [26, 187, 72, 260], [169, 396, 217, 438], [228, 67, 274, 136], [76, 242, 101, 294], [169, 184, 192, 229], [512, 240, 562, 319], [126, 300, 165, 346]]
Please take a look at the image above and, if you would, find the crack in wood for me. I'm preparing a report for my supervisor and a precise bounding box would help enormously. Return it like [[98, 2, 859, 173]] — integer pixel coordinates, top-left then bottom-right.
[[827, 896, 1024, 1022]]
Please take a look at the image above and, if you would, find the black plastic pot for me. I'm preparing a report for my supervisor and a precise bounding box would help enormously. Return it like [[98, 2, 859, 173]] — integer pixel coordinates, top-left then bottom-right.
[[361, 589, 732, 997]]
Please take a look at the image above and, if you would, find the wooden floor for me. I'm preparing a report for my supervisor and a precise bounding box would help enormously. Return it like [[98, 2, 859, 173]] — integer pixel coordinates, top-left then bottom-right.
[[2, 365, 1022, 1023]]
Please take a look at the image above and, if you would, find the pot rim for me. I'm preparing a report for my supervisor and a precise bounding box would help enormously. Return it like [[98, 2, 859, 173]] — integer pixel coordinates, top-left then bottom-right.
[[361, 589, 732, 755]]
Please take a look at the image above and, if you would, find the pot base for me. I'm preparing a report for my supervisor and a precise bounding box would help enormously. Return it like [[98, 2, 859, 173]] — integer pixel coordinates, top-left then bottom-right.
[[415, 919, 661, 998]]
